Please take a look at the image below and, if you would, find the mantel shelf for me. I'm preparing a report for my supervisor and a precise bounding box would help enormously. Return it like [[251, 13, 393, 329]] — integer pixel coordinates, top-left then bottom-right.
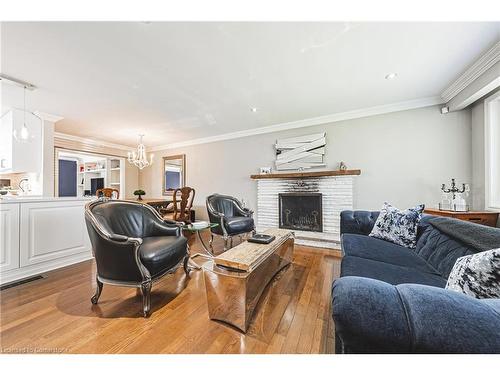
[[250, 169, 361, 179]]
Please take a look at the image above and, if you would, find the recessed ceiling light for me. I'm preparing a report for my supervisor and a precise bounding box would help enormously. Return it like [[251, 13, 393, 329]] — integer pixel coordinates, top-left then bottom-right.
[[385, 73, 398, 80], [251, 107, 258, 113]]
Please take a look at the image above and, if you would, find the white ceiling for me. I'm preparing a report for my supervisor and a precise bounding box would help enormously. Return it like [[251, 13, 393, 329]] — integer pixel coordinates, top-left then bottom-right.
[[1, 22, 499, 147]]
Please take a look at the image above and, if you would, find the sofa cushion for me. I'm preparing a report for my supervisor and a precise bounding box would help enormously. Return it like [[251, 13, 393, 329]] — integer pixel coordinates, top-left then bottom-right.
[[340, 255, 446, 287], [415, 225, 475, 279], [369, 202, 424, 248], [446, 248, 500, 299], [342, 233, 434, 273]]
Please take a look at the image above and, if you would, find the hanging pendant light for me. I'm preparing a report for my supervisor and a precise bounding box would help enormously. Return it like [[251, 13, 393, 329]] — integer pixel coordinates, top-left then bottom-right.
[[13, 86, 33, 143], [127, 134, 153, 169]]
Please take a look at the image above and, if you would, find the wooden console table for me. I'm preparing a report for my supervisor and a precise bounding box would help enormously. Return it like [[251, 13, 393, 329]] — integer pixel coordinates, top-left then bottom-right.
[[424, 208, 499, 227]]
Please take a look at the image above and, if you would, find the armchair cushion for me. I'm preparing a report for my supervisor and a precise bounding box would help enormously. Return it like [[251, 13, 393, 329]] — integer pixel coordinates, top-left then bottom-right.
[[139, 236, 188, 278], [224, 216, 255, 235]]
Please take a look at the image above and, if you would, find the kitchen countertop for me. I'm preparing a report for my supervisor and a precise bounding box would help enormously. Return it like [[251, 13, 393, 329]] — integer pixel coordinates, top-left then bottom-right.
[[0, 196, 96, 204]]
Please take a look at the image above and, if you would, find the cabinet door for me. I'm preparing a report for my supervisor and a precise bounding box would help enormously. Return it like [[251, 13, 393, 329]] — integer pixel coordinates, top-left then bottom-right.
[[0, 204, 20, 272], [19, 200, 91, 267]]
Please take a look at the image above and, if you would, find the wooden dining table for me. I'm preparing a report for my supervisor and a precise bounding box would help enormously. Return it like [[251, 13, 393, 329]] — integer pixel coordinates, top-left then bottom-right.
[[125, 197, 195, 223], [124, 198, 173, 213]]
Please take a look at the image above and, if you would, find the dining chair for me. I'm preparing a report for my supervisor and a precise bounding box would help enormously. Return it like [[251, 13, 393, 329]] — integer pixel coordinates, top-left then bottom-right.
[[164, 187, 195, 224]]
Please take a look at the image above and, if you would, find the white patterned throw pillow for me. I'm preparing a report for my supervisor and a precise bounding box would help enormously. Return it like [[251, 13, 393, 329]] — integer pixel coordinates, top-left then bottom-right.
[[369, 202, 424, 248], [446, 248, 500, 299]]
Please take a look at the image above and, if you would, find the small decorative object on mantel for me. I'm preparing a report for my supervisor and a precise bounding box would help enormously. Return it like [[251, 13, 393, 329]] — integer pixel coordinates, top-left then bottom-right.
[[133, 189, 146, 201], [275, 132, 326, 171], [338, 161, 347, 171], [440, 178, 469, 212], [259, 167, 272, 174]]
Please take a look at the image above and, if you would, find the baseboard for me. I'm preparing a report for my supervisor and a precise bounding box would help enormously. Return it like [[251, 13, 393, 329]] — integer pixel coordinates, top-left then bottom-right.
[[0, 251, 93, 285]]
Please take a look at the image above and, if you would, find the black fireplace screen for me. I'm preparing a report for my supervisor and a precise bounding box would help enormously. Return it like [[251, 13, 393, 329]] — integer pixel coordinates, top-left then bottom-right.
[[278, 193, 323, 232]]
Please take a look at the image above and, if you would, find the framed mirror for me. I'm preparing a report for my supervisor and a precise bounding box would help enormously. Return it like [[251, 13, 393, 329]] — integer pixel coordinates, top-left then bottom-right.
[[162, 154, 186, 195]]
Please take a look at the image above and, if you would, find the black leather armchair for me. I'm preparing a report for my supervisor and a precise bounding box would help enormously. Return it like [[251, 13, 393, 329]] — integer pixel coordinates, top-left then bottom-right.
[[206, 194, 255, 250], [85, 199, 190, 317]]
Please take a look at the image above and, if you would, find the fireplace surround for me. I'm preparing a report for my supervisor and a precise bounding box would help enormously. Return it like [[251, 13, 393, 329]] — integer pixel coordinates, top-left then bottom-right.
[[251, 170, 360, 249]]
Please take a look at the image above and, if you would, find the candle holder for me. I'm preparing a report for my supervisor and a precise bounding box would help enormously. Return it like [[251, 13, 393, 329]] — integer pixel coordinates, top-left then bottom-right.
[[440, 178, 468, 212]]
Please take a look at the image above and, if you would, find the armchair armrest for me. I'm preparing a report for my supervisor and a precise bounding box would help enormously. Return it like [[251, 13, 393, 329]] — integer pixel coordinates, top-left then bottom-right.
[[85, 215, 147, 283], [332, 276, 500, 353], [230, 198, 253, 217], [340, 210, 379, 236], [234, 205, 253, 217], [150, 220, 182, 237]]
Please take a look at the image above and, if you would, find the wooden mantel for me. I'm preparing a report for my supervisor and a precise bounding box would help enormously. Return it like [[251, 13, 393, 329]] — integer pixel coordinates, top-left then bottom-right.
[[250, 169, 361, 179]]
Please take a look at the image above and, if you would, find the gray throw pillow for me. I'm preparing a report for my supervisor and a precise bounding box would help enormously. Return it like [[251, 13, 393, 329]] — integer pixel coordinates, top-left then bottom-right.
[[446, 248, 500, 299], [369, 202, 424, 248]]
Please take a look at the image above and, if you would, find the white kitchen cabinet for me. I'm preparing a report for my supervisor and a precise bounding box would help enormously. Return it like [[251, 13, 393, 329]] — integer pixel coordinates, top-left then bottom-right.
[[0, 203, 20, 272], [0, 197, 93, 285], [19, 200, 91, 267], [0, 109, 42, 173]]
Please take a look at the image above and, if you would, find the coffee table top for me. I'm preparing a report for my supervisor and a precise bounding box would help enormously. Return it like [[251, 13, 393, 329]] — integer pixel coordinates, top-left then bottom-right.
[[182, 222, 218, 232], [213, 228, 294, 272]]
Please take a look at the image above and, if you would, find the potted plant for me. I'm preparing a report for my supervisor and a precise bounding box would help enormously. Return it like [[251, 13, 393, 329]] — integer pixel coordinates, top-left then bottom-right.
[[133, 189, 146, 201]]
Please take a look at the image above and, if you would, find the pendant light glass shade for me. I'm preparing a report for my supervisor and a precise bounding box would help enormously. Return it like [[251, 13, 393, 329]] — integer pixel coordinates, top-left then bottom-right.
[[13, 86, 33, 143]]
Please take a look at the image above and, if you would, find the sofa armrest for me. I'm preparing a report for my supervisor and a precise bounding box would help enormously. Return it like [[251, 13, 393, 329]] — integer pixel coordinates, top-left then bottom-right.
[[340, 210, 379, 236], [332, 276, 500, 353]]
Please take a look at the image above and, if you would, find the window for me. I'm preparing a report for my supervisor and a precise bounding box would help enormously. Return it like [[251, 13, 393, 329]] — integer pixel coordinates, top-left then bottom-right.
[[485, 91, 500, 211]]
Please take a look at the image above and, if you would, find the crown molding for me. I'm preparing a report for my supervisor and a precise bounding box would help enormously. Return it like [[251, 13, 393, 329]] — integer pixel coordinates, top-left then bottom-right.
[[151, 96, 443, 151], [33, 111, 64, 123], [441, 41, 500, 103], [54, 132, 134, 151]]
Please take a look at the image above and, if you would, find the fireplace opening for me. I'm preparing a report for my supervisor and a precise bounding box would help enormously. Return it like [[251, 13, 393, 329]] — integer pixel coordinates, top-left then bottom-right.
[[279, 193, 323, 232]]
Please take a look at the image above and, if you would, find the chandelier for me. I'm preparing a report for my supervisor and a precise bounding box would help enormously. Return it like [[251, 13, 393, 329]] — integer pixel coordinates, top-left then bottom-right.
[[127, 134, 153, 169]]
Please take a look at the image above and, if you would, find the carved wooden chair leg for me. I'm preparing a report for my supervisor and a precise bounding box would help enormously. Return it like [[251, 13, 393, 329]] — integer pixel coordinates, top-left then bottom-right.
[[91, 277, 103, 305], [141, 281, 152, 317], [183, 254, 191, 276], [209, 234, 214, 249]]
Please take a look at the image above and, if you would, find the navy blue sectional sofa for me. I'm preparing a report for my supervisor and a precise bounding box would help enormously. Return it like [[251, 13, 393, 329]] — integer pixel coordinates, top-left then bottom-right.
[[331, 210, 500, 353]]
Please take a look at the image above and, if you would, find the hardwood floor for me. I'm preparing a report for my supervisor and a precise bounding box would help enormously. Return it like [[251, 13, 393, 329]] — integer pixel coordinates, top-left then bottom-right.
[[0, 234, 341, 354]]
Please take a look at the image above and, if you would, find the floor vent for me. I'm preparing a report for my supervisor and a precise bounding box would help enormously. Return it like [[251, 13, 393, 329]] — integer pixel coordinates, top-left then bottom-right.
[[1, 275, 45, 291]]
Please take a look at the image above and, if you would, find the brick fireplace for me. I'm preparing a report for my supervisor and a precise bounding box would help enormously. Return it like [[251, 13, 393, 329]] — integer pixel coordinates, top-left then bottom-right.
[[251, 170, 360, 249]]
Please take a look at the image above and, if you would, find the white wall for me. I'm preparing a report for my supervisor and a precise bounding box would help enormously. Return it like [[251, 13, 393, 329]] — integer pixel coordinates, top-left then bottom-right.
[[124, 162, 140, 199], [140, 105, 472, 220]]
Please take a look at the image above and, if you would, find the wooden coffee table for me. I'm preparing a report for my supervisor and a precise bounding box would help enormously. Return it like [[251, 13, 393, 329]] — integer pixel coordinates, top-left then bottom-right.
[[202, 228, 294, 332]]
